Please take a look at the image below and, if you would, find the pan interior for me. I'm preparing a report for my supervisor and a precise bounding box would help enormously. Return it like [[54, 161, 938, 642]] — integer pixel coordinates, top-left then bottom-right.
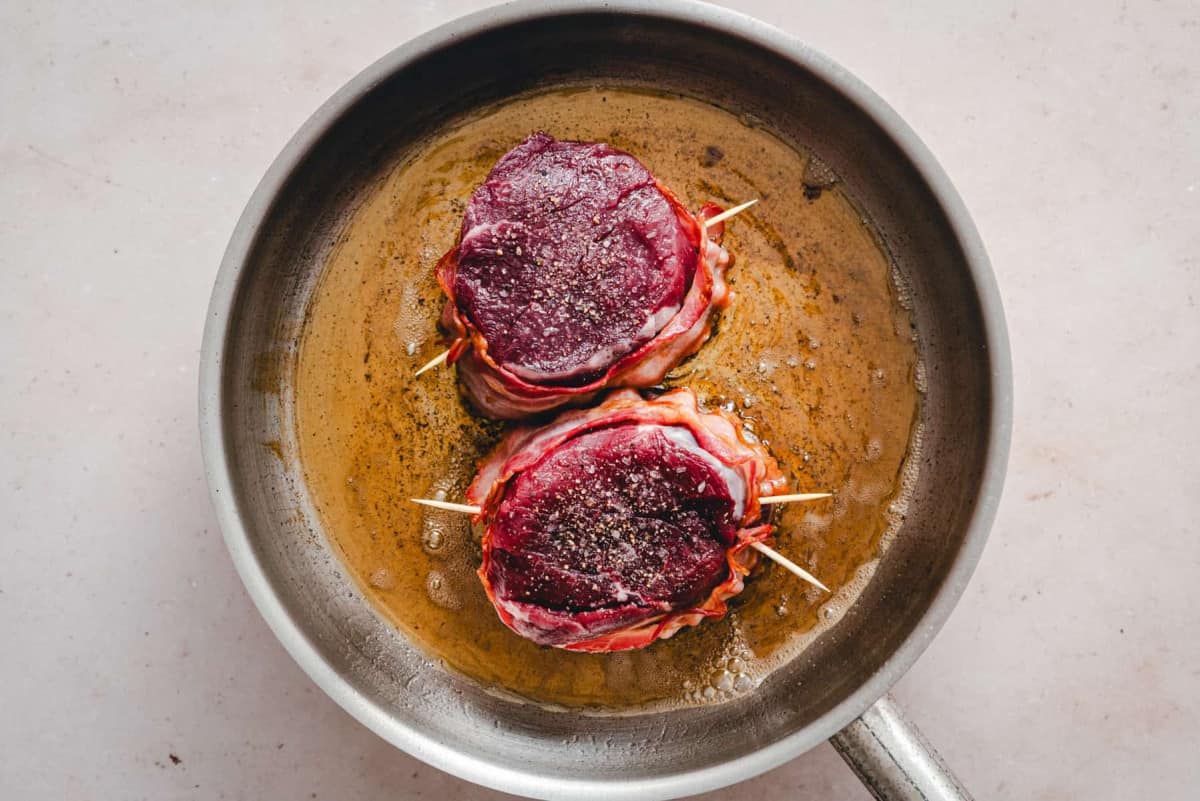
[[217, 10, 995, 786], [293, 85, 921, 711]]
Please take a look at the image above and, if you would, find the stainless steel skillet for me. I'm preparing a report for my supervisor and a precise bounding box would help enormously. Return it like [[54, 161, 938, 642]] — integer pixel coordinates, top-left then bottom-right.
[[199, 2, 1011, 798]]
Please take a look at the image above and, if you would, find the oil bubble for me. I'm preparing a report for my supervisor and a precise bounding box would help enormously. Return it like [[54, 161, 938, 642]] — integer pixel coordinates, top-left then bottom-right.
[[425, 570, 462, 610], [914, 360, 928, 394], [711, 670, 734, 692], [423, 527, 445, 550], [369, 568, 396, 590]]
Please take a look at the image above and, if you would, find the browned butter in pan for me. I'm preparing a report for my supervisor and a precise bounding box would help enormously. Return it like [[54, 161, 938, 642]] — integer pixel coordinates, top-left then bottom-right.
[[294, 86, 922, 710]]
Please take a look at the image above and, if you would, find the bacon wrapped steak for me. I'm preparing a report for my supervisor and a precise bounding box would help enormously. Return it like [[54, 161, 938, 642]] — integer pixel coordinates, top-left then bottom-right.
[[466, 388, 787, 652], [437, 133, 732, 419]]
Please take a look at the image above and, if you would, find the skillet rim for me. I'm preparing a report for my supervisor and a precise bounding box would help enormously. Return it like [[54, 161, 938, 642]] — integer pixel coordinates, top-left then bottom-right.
[[198, 1, 1013, 797]]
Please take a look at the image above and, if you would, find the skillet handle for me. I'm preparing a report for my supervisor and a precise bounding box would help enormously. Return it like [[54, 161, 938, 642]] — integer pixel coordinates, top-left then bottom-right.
[[830, 694, 973, 801]]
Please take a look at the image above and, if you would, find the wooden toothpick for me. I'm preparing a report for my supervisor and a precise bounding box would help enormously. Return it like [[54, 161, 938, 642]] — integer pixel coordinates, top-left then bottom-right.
[[759, 492, 832, 505], [408, 492, 829, 519], [409, 496, 829, 591], [418, 201, 758, 375], [414, 349, 449, 377], [750, 541, 830, 592], [411, 498, 481, 515], [704, 198, 759, 227]]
